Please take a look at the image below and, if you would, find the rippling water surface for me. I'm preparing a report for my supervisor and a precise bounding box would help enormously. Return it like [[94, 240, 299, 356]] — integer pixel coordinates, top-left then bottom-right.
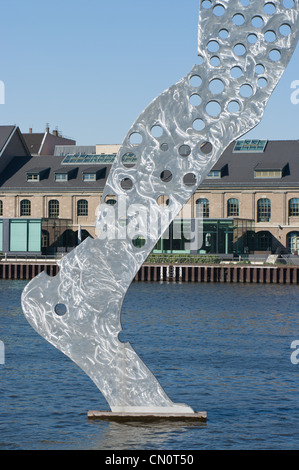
[[0, 279, 299, 450]]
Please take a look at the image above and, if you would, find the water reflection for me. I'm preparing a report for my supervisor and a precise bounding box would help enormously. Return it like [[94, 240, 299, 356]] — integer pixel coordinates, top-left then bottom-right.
[[87, 420, 206, 450]]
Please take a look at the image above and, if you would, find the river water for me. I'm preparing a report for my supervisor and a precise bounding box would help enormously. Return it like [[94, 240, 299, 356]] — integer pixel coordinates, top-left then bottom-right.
[[0, 279, 299, 450]]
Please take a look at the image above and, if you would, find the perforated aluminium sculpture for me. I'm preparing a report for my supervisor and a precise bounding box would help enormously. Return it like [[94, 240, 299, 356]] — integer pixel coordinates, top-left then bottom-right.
[[22, 0, 299, 417]]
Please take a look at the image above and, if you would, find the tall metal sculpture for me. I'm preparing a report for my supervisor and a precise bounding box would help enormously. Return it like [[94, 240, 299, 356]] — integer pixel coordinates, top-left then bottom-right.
[[22, 1, 299, 418]]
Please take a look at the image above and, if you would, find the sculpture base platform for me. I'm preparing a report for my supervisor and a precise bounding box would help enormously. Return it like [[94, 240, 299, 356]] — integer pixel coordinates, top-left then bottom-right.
[[87, 410, 207, 423]]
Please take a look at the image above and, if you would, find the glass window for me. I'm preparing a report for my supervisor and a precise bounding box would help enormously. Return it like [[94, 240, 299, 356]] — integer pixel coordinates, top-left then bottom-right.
[[55, 173, 68, 181], [20, 199, 31, 216], [27, 173, 40, 182], [49, 200, 59, 218], [227, 198, 239, 217], [206, 170, 221, 179], [256, 230, 272, 251], [28, 220, 41, 251], [257, 198, 271, 222], [77, 199, 88, 217], [83, 173, 96, 181], [0, 200, 3, 216], [289, 198, 299, 216], [254, 170, 282, 178], [287, 231, 299, 254], [196, 198, 209, 218], [10, 220, 27, 251]]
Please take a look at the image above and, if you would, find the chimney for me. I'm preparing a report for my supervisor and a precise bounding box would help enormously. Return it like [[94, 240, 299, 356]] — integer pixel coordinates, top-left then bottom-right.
[[29, 128, 32, 134], [53, 130, 58, 136], [45, 123, 50, 133]]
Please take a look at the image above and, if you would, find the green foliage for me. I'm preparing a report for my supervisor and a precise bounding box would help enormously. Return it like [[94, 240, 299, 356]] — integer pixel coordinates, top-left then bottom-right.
[[145, 253, 220, 265]]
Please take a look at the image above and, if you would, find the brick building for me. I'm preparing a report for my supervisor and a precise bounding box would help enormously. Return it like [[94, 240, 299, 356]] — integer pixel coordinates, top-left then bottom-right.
[[0, 125, 298, 256]]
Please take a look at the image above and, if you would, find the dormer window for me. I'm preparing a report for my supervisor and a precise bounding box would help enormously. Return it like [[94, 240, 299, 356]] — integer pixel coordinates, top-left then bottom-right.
[[26, 167, 49, 182], [83, 173, 96, 181], [207, 170, 221, 179], [54, 167, 78, 182], [55, 173, 68, 182], [254, 169, 282, 179], [27, 173, 40, 182]]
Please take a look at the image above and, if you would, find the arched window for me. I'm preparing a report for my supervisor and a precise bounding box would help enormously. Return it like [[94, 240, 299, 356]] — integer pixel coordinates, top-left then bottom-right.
[[227, 198, 239, 217], [0, 200, 3, 216], [257, 198, 271, 222], [20, 199, 31, 216], [289, 198, 299, 217], [49, 200, 59, 218], [196, 198, 209, 218], [77, 199, 88, 217], [287, 231, 299, 254]]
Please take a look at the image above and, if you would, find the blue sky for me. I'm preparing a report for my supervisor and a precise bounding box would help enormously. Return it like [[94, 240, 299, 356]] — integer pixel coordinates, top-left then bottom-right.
[[1, 0, 299, 145]]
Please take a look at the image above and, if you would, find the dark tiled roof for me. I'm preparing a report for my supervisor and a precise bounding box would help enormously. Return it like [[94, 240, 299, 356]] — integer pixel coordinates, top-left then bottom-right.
[[0, 155, 111, 191], [0, 126, 15, 154], [1, 139, 299, 191], [202, 140, 299, 188], [22, 133, 44, 155]]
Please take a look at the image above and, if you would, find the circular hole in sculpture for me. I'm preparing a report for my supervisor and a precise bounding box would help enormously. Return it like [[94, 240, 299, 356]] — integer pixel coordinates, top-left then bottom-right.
[[240, 84, 254, 98], [151, 125, 163, 138], [210, 56, 221, 66], [183, 173, 197, 187], [105, 194, 117, 205], [209, 78, 225, 94], [230, 66, 243, 78], [157, 195, 170, 207], [264, 30, 276, 42], [251, 16, 264, 28], [264, 2, 276, 14], [189, 75, 202, 87], [255, 63, 265, 75], [233, 13, 245, 25], [54, 303, 67, 316], [206, 101, 221, 117], [280, 24, 291, 36], [118, 216, 128, 227], [160, 170, 173, 183], [219, 29, 229, 39], [213, 4, 225, 16], [234, 43, 246, 56], [240, 0, 250, 6], [132, 235, 146, 249], [190, 94, 202, 107], [120, 178, 133, 191], [247, 33, 258, 44], [269, 49, 281, 61], [283, 0, 294, 9], [258, 77, 268, 88], [207, 40, 220, 53], [160, 143, 169, 152], [122, 152, 137, 168], [200, 141, 213, 154], [179, 144, 192, 157], [193, 118, 205, 131], [129, 132, 143, 145], [201, 0, 212, 8], [228, 100, 241, 113]]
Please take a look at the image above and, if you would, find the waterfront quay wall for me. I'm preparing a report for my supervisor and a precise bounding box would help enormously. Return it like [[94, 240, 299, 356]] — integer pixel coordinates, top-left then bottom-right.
[[0, 261, 299, 285]]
